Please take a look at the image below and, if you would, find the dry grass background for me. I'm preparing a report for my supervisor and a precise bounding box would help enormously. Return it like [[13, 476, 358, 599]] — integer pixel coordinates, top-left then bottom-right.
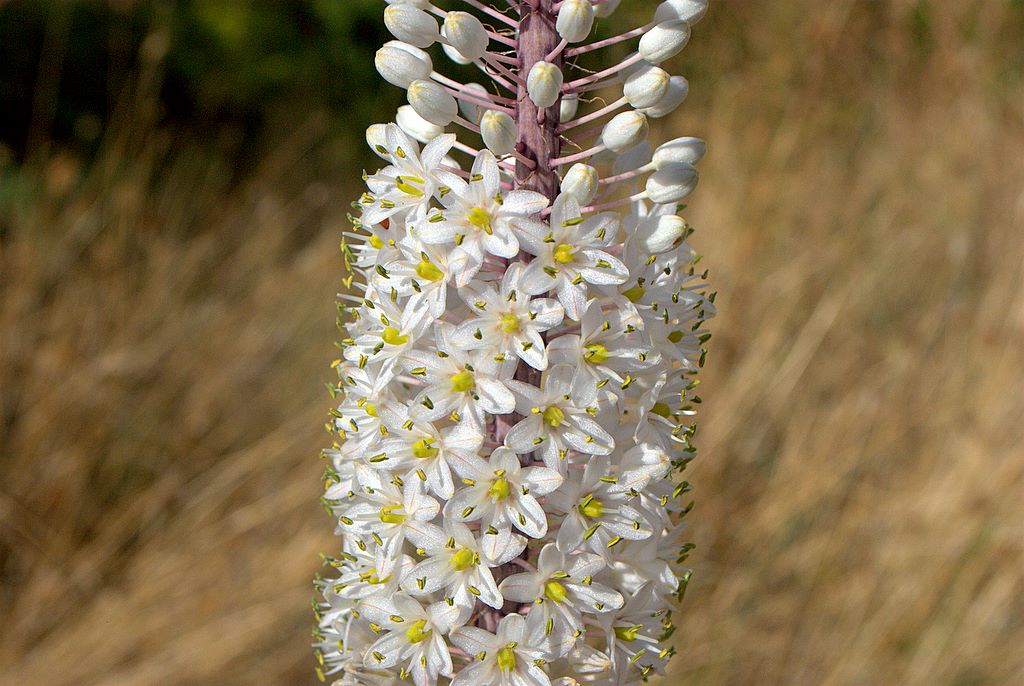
[[2, 1, 1023, 684]]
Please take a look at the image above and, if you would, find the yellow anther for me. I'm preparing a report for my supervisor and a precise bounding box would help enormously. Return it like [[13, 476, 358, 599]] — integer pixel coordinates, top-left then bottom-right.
[[396, 176, 425, 197], [584, 344, 609, 364], [450, 370, 476, 393], [651, 402, 672, 418], [405, 619, 432, 644], [544, 580, 569, 604], [382, 327, 408, 345], [543, 406, 565, 427], [369, 235, 384, 249], [416, 259, 445, 282], [488, 476, 511, 501], [412, 439, 438, 460], [450, 547, 476, 571], [667, 330, 684, 343], [364, 403, 379, 417], [466, 207, 493, 234], [615, 625, 643, 642], [499, 313, 521, 333], [553, 243, 575, 264]]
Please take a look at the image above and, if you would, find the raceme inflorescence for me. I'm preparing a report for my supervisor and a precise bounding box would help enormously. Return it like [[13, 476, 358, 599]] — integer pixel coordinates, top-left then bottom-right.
[[315, 1, 715, 685]]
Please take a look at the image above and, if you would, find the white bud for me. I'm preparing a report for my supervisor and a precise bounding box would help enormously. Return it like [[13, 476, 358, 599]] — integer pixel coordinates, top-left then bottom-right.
[[396, 104, 444, 143], [639, 20, 691, 64], [612, 141, 652, 175], [480, 110, 516, 155], [645, 163, 698, 204], [653, 137, 705, 168], [560, 94, 579, 123], [641, 75, 689, 118], [601, 111, 649, 152], [560, 164, 599, 205], [407, 79, 459, 126], [654, 0, 709, 24], [527, 61, 563, 109], [623, 64, 671, 109], [458, 83, 491, 123], [441, 42, 473, 65], [366, 124, 389, 159], [442, 11, 489, 61], [375, 41, 432, 88], [595, 0, 622, 18], [636, 215, 689, 253], [556, 0, 595, 43], [383, 4, 439, 49]]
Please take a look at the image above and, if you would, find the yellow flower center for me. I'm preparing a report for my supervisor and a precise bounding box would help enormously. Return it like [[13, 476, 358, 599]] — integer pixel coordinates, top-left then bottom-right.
[[651, 402, 672, 418], [499, 313, 521, 333], [405, 619, 432, 644], [543, 406, 565, 427], [369, 234, 384, 249], [364, 403, 378, 417], [544, 580, 569, 604], [578, 496, 604, 520], [412, 439, 438, 459], [553, 243, 575, 264], [667, 330, 684, 343], [466, 207, 493, 234], [450, 547, 476, 571], [416, 259, 445, 282], [496, 646, 517, 672], [584, 344, 608, 364], [378, 505, 407, 525], [622, 285, 646, 302], [450, 370, 476, 393], [488, 476, 511, 501], [614, 625, 642, 642], [382, 327, 408, 345]]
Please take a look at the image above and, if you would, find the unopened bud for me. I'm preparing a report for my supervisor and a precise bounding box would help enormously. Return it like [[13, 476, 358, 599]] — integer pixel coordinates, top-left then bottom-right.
[[383, 4, 439, 49], [557, 0, 595, 43], [639, 20, 691, 64], [645, 163, 698, 204], [458, 83, 491, 123], [601, 111, 649, 152], [641, 75, 689, 118], [654, 0, 709, 24], [375, 41, 432, 88], [653, 137, 705, 168], [407, 79, 459, 126], [623, 64, 671, 109], [595, 0, 622, 18], [561, 164, 599, 205], [637, 215, 689, 253], [560, 94, 579, 123], [442, 11, 488, 61], [527, 61, 563, 109], [396, 104, 444, 143], [480, 110, 516, 155]]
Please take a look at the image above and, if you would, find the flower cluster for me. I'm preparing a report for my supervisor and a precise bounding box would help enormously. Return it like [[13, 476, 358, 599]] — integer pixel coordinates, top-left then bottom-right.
[[315, 2, 714, 685]]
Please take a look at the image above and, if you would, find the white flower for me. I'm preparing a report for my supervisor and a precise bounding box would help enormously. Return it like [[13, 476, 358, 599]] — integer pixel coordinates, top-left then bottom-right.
[[545, 456, 653, 559], [416, 150, 548, 285], [358, 593, 455, 686], [504, 365, 614, 471], [450, 614, 551, 686], [596, 583, 672, 681], [403, 520, 523, 620], [402, 322, 517, 429], [499, 544, 624, 658], [444, 446, 562, 538], [519, 194, 628, 320], [452, 263, 564, 370], [361, 124, 455, 226]]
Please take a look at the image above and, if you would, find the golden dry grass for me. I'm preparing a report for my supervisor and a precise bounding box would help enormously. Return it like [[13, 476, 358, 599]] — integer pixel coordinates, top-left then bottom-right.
[[2, 1, 1023, 685]]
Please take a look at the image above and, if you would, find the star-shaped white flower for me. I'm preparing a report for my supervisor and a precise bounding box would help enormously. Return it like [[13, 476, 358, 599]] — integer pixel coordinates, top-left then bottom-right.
[[450, 613, 552, 686], [415, 150, 548, 285], [518, 193, 629, 320], [358, 592, 456, 686], [444, 446, 563, 538], [504, 365, 614, 472], [451, 263, 564, 370]]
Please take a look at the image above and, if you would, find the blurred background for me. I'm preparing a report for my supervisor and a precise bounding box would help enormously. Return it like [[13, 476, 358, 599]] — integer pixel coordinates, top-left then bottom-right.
[[1, 1, 1022, 684]]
